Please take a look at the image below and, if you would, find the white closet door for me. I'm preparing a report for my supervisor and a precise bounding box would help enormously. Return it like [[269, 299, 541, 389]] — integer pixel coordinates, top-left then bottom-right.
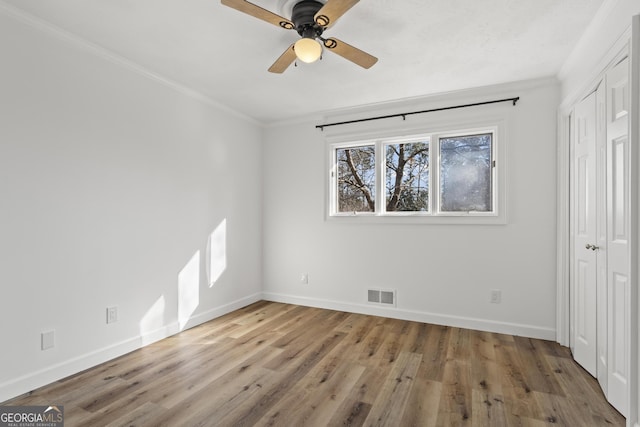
[[571, 91, 598, 377], [605, 56, 630, 417]]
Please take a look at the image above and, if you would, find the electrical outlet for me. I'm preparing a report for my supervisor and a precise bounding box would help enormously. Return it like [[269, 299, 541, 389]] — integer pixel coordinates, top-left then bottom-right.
[[300, 273, 309, 284], [106, 306, 118, 324], [490, 289, 502, 304]]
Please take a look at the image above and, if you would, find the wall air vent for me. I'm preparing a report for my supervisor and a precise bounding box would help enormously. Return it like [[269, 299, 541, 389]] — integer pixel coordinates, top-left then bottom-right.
[[367, 289, 396, 307]]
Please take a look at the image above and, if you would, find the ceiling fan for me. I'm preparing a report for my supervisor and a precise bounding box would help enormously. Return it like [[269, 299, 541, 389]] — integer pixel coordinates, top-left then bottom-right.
[[220, 0, 378, 73]]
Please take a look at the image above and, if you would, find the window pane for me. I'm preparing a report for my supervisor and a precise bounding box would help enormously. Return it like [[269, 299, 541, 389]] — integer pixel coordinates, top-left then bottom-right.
[[385, 142, 429, 212], [336, 145, 376, 212], [439, 133, 492, 212]]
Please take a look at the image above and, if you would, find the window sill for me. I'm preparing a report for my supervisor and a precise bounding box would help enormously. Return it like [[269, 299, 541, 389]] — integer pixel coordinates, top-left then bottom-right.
[[326, 213, 507, 225]]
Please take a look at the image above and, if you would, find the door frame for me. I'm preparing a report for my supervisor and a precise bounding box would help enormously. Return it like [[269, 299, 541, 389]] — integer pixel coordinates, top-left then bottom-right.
[[629, 15, 639, 427]]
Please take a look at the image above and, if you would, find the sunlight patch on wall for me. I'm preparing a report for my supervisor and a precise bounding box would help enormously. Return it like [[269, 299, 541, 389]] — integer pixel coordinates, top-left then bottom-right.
[[208, 218, 227, 287], [139, 295, 166, 345], [178, 250, 200, 331]]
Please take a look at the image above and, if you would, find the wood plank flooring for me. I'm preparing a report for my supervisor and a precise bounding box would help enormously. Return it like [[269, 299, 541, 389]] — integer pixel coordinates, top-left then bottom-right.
[[4, 301, 624, 426]]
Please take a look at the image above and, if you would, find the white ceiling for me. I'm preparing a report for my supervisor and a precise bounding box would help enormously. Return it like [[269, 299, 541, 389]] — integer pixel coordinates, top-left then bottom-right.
[[1, 0, 605, 123]]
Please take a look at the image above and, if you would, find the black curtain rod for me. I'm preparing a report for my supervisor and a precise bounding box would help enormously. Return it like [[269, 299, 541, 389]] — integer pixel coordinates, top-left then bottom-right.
[[316, 96, 520, 131]]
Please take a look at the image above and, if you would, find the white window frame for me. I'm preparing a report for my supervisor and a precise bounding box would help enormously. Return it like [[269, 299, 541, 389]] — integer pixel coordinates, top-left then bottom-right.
[[326, 118, 507, 225]]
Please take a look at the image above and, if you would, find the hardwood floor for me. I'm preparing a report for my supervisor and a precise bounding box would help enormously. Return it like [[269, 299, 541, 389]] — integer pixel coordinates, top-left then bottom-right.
[[4, 301, 624, 426]]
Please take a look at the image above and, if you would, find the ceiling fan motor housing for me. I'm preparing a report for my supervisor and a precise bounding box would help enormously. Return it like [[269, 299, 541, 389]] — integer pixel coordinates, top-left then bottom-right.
[[292, 0, 324, 38]]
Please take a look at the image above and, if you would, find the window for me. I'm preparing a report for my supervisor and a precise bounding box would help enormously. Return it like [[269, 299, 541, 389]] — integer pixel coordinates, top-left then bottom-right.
[[385, 140, 430, 212], [439, 133, 493, 213], [336, 144, 376, 213], [329, 127, 500, 220]]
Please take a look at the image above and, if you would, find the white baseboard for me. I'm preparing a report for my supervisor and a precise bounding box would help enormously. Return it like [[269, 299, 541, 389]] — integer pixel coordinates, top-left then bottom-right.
[[0, 293, 261, 403], [179, 293, 262, 332], [262, 292, 556, 341]]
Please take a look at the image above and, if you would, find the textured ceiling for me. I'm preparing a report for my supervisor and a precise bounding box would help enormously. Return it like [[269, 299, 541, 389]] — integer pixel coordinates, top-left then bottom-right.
[[1, 0, 605, 123]]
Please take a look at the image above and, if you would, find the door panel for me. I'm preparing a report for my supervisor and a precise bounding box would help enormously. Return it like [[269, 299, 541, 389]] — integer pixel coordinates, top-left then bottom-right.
[[571, 92, 598, 377], [595, 82, 608, 393], [606, 56, 630, 417], [612, 137, 629, 241], [576, 260, 592, 348], [611, 272, 629, 379]]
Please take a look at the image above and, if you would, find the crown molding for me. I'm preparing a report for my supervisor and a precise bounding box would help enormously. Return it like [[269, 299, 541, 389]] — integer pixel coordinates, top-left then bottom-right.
[[0, 1, 261, 127], [558, 0, 622, 81]]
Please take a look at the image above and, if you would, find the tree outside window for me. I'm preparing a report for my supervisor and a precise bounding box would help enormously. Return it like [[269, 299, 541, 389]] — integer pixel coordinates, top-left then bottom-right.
[[331, 129, 495, 217], [336, 145, 376, 213], [385, 142, 429, 212]]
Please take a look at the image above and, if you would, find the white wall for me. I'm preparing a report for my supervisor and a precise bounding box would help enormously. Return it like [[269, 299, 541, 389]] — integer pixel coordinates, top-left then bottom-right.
[[0, 10, 262, 402], [262, 79, 559, 340]]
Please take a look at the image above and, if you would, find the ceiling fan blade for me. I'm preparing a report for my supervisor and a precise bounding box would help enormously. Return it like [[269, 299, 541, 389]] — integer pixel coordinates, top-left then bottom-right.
[[314, 0, 359, 28], [323, 37, 378, 69], [221, 0, 294, 30], [268, 44, 297, 73]]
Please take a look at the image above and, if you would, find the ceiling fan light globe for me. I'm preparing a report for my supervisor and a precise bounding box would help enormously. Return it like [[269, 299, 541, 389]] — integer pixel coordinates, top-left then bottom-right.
[[294, 38, 322, 63]]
